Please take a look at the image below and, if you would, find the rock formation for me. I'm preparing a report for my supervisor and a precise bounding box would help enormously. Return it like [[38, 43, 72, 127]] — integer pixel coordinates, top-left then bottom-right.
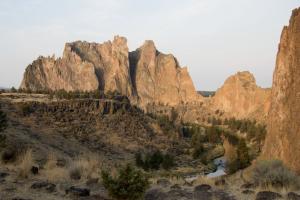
[[20, 54, 99, 92], [211, 71, 271, 120], [21, 36, 133, 96], [130, 40, 199, 107], [262, 8, 300, 173], [20, 36, 200, 107]]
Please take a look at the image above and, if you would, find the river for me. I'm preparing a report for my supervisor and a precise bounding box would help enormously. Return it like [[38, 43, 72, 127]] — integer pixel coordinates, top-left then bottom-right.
[[206, 156, 226, 178], [184, 156, 226, 182]]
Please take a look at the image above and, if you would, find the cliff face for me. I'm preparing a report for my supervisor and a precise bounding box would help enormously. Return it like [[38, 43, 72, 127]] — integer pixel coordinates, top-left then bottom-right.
[[130, 41, 200, 107], [211, 71, 271, 120], [262, 8, 300, 173], [21, 36, 200, 107], [20, 54, 99, 92], [21, 36, 133, 96]]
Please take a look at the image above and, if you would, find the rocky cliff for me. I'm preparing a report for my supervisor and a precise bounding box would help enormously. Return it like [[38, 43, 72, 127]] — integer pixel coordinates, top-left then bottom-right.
[[262, 8, 300, 173], [21, 36, 133, 96], [211, 71, 271, 121], [20, 36, 200, 107], [130, 40, 199, 107]]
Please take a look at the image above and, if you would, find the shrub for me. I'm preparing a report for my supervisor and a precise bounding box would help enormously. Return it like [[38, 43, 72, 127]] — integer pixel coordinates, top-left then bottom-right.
[[170, 107, 178, 122], [146, 150, 164, 170], [161, 154, 175, 170], [252, 160, 300, 189], [157, 115, 174, 133], [10, 87, 17, 93], [1, 148, 18, 163], [236, 139, 250, 169], [18, 149, 34, 179], [224, 138, 251, 174], [0, 135, 6, 150], [18, 103, 33, 116], [192, 144, 205, 159], [207, 126, 222, 143], [101, 164, 149, 200], [135, 150, 175, 171], [43, 153, 68, 182], [190, 127, 207, 144], [135, 152, 144, 168], [69, 165, 82, 180], [0, 109, 7, 132]]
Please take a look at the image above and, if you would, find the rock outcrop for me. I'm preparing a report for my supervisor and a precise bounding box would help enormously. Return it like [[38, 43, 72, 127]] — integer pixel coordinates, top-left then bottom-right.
[[20, 54, 99, 92], [211, 71, 271, 120], [21, 36, 133, 96], [262, 8, 300, 173], [130, 40, 199, 107], [20, 36, 200, 107]]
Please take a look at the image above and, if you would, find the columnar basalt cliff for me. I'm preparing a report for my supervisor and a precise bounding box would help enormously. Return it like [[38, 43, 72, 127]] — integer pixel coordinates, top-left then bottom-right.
[[211, 71, 271, 121], [262, 8, 300, 173], [20, 36, 200, 107]]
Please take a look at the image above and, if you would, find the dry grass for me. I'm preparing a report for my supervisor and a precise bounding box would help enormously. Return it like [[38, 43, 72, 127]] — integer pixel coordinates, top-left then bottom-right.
[[150, 175, 185, 186], [17, 149, 34, 179], [193, 175, 215, 186], [69, 154, 102, 180], [43, 153, 68, 182], [42, 152, 103, 183], [255, 184, 290, 195]]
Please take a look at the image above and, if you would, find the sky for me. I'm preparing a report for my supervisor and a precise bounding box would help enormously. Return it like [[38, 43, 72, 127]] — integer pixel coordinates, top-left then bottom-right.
[[0, 0, 299, 90]]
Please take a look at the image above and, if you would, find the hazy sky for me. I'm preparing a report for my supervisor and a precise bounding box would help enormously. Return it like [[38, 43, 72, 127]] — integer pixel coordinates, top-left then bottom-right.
[[0, 0, 299, 90]]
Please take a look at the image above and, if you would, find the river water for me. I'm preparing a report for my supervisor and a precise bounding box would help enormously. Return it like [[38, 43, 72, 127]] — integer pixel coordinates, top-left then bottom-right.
[[184, 156, 226, 182], [206, 156, 226, 178]]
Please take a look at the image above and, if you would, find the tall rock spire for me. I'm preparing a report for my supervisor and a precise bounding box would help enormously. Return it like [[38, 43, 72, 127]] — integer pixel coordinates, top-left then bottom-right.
[[262, 8, 300, 173]]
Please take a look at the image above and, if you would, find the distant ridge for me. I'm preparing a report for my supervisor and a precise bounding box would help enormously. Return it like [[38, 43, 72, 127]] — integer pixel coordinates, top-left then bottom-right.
[[197, 91, 215, 97]]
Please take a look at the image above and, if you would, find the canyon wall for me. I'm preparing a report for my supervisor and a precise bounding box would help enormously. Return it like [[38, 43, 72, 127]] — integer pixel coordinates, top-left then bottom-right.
[[262, 8, 300, 173]]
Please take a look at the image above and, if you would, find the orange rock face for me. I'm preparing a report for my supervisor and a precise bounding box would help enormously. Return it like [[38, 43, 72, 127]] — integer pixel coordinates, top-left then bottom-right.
[[20, 36, 200, 107], [211, 71, 271, 121], [130, 40, 200, 108], [262, 8, 300, 173], [21, 36, 133, 96]]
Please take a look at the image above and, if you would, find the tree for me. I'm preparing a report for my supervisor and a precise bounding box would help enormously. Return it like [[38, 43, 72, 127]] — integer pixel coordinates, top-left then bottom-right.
[[10, 87, 17, 93], [0, 106, 7, 132], [135, 152, 144, 168], [236, 139, 250, 169], [147, 150, 163, 170], [170, 107, 178, 122], [102, 164, 149, 200], [207, 126, 222, 143], [223, 138, 237, 164], [135, 151, 175, 171], [161, 154, 175, 170], [0, 105, 7, 151], [192, 144, 204, 159]]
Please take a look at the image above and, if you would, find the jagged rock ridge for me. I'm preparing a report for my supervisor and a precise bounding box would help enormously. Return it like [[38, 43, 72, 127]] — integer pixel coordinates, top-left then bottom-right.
[[130, 40, 199, 107], [211, 71, 271, 121], [20, 36, 200, 107], [262, 8, 300, 173]]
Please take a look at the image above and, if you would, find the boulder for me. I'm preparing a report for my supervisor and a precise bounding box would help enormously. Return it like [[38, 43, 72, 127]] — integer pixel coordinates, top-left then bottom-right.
[[255, 191, 282, 200], [156, 179, 171, 188], [66, 186, 90, 197], [31, 181, 56, 193], [288, 192, 300, 200], [144, 188, 168, 200]]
